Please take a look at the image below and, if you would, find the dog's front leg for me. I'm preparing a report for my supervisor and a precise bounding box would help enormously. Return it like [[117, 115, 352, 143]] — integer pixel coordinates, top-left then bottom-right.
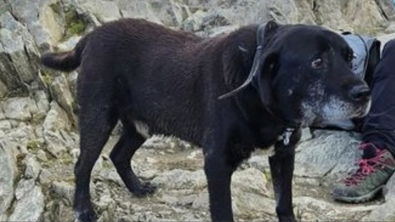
[[269, 128, 301, 222], [204, 144, 234, 222]]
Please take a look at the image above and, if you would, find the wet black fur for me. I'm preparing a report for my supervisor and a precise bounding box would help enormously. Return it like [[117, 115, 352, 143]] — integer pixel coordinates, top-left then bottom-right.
[[41, 18, 370, 222]]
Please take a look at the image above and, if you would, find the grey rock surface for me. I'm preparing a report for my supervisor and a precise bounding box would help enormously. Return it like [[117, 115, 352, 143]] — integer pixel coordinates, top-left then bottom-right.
[[0, 138, 18, 215]]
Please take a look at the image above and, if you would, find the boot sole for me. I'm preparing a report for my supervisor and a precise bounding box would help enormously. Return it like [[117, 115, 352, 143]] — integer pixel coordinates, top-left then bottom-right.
[[333, 185, 384, 203]]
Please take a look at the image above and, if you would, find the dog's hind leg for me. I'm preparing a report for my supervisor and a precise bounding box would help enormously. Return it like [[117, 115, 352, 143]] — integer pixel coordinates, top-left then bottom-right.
[[110, 121, 156, 197], [73, 85, 118, 222]]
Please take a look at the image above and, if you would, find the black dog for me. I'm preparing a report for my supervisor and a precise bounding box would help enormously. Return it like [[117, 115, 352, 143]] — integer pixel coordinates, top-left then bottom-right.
[[41, 19, 371, 222]]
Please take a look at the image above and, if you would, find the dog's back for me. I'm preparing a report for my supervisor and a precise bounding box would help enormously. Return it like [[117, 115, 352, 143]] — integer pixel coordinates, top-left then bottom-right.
[[41, 18, 231, 145]]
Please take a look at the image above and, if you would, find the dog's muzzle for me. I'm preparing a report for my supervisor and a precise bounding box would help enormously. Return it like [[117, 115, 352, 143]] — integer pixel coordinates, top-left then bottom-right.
[[348, 84, 371, 102], [349, 84, 372, 118]]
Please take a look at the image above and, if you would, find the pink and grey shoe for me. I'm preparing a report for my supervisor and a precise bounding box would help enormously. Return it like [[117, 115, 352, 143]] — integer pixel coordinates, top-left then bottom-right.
[[332, 143, 395, 203]]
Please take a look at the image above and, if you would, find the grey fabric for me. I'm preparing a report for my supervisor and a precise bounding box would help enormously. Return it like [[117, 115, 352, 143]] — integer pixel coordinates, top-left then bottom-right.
[[342, 34, 376, 79]]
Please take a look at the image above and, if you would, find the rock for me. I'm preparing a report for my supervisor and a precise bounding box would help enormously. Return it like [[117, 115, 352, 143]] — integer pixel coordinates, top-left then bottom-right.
[[43, 130, 70, 157], [38, 1, 67, 46], [9, 0, 69, 49], [5, 123, 36, 145], [0, 11, 40, 91], [100, 169, 123, 186], [0, 120, 12, 132], [246, 153, 270, 171], [233, 195, 276, 218], [232, 168, 270, 197], [0, 138, 18, 215], [42, 102, 74, 157], [0, 214, 7, 221], [23, 155, 41, 180], [181, 9, 207, 32], [51, 181, 75, 203], [95, 194, 116, 212], [205, 25, 239, 37], [8, 185, 44, 222], [375, 0, 395, 21], [322, 0, 389, 34], [0, 79, 8, 98], [191, 190, 209, 209], [191, 168, 274, 218], [362, 198, 395, 221], [230, 168, 275, 217], [139, 169, 159, 180], [118, 0, 163, 25], [294, 196, 338, 221], [192, 189, 275, 218], [151, 169, 206, 190], [300, 127, 313, 142], [57, 36, 81, 51], [44, 199, 75, 222], [208, 0, 392, 34], [0, 97, 39, 121], [39, 168, 54, 185], [179, 212, 205, 222], [36, 149, 48, 162], [43, 101, 70, 131], [384, 173, 395, 201], [294, 130, 362, 187], [146, 0, 191, 27], [77, 0, 121, 23], [66, 71, 78, 99], [32, 90, 50, 120], [50, 75, 76, 120], [294, 196, 377, 221], [15, 179, 35, 200], [159, 194, 179, 206], [177, 194, 198, 206]]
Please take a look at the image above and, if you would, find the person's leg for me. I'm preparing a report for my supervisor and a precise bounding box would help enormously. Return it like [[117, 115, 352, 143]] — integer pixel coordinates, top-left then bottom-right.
[[333, 39, 395, 203], [362, 39, 395, 155]]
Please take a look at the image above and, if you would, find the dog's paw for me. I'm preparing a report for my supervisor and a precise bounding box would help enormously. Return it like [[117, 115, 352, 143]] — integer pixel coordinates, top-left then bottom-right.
[[74, 208, 97, 222], [278, 215, 297, 222], [133, 182, 157, 197]]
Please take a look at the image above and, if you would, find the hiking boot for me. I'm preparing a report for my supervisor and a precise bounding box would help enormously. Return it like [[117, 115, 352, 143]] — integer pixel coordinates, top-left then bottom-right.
[[332, 143, 395, 203]]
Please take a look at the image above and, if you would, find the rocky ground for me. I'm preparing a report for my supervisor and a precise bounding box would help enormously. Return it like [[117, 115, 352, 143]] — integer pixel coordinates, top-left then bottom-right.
[[1, 0, 395, 221]]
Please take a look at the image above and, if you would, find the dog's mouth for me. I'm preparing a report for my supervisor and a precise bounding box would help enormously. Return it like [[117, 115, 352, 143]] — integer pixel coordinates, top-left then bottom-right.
[[352, 99, 372, 118], [300, 95, 371, 128]]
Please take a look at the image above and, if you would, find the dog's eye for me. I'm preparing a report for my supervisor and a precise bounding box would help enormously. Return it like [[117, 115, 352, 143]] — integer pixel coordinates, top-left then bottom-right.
[[347, 53, 355, 62], [311, 58, 323, 69]]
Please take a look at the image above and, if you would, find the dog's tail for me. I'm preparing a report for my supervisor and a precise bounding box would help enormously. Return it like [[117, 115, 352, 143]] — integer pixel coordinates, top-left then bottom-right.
[[40, 36, 88, 72]]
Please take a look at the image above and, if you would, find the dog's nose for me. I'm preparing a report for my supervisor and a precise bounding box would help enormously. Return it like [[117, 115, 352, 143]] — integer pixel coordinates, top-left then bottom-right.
[[349, 85, 371, 101]]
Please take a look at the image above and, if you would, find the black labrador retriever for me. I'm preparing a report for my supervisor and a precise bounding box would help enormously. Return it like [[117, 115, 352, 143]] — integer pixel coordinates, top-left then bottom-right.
[[41, 18, 371, 222]]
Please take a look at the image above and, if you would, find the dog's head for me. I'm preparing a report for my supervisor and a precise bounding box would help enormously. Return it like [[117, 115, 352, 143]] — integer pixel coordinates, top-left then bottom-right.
[[220, 21, 371, 127]]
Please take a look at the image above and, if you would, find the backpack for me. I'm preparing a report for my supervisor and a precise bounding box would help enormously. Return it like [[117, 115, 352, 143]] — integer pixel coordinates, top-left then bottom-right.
[[341, 32, 381, 87], [314, 32, 381, 130]]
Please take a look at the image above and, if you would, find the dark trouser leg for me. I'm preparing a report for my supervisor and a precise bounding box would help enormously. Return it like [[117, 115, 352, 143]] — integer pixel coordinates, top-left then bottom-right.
[[360, 39, 395, 156]]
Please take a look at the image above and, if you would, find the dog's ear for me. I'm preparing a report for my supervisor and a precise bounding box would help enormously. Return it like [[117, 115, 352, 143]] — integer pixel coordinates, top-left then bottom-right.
[[253, 52, 277, 110], [218, 20, 280, 100]]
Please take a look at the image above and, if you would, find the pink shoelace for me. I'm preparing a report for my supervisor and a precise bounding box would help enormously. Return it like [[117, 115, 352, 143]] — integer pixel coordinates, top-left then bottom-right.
[[344, 143, 385, 186]]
